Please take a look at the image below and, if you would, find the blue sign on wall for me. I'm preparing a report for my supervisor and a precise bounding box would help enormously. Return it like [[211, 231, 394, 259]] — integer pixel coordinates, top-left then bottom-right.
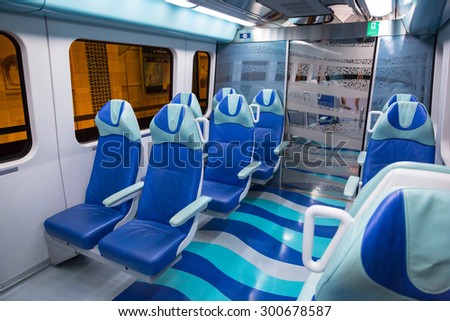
[[239, 32, 251, 39]]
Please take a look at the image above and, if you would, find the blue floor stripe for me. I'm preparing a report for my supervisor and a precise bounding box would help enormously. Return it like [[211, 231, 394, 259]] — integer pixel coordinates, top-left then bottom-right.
[[186, 242, 301, 297], [250, 185, 347, 209], [238, 202, 338, 238], [202, 219, 303, 265], [174, 250, 299, 301], [288, 167, 349, 184], [114, 282, 189, 301], [154, 269, 230, 301], [243, 197, 341, 227], [227, 212, 332, 257]]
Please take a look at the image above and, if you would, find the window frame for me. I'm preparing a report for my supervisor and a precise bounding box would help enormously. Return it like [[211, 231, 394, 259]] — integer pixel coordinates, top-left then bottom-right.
[[0, 31, 32, 164], [192, 51, 211, 114]]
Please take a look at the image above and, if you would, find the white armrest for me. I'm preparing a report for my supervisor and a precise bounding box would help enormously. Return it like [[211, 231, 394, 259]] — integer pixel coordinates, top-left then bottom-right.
[[169, 196, 212, 227], [343, 175, 360, 197], [238, 161, 261, 179], [274, 141, 290, 155], [102, 181, 144, 208], [366, 110, 384, 133], [357, 151, 367, 165], [196, 117, 209, 144], [302, 205, 354, 273], [248, 103, 260, 124]]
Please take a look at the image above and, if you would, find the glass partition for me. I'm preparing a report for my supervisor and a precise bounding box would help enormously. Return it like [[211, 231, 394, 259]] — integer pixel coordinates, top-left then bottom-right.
[[285, 38, 376, 198]]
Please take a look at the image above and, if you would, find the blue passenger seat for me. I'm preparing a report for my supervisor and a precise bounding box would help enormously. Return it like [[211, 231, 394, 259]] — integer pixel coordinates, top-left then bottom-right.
[[300, 161, 450, 301], [44, 100, 141, 260], [362, 101, 435, 185], [202, 94, 260, 217], [250, 89, 289, 185], [98, 103, 210, 278], [344, 101, 435, 197]]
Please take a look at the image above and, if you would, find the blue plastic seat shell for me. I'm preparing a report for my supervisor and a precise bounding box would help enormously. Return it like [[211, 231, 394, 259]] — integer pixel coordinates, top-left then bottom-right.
[[44, 100, 141, 251], [361, 101, 435, 186], [97, 104, 203, 276], [251, 89, 284, 184]]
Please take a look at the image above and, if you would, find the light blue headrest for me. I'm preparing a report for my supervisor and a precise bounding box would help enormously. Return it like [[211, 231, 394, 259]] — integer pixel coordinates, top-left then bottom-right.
[[150, 103, 202, 150], [214, 94, 254, 128], [252, 89, 284, 116], [382, 94, 418, 112], [372, 101, 435, 146], [213, 87, 237, 109], [171, 93, 203, 119], [95, 99, 140, 142]]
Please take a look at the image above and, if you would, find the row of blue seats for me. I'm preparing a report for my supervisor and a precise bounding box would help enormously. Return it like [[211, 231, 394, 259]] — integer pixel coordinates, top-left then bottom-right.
[[173, 88, 288, 185], [170, 88, 288, 215], [43, 87, 287, 281], [300, 94, 450, 300]]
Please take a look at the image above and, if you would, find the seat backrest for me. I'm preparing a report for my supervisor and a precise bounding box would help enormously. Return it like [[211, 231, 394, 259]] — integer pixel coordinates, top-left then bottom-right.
[[362, 101, 435, 185], [205, 94, 255, 187], [212, 87, 237, 110], [381, 93, 418, 112], [351, 161, 450, 219], [315, 186, 450, 300], [171, 92, 203, 118], [136, 103, 203, 235], [85, 99, 141, 215], [251, 89, 284, 165]]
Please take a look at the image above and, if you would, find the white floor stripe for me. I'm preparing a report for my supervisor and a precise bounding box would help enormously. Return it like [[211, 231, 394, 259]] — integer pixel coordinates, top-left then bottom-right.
[[247, 190, 309, 215]]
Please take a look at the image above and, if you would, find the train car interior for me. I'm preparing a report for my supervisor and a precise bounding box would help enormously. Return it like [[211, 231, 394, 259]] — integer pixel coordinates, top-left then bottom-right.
[[1, 0, 450, 303]]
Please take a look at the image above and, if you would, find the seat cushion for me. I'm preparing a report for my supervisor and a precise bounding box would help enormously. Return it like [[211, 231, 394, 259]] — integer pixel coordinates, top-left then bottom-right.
[[98, 220, 186, 276], [44, 203, 124, 249], [202, 179, 245, 213]]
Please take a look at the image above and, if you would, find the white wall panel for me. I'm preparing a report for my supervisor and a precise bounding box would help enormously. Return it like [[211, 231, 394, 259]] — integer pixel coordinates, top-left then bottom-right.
[[0, 13, 66, 289]]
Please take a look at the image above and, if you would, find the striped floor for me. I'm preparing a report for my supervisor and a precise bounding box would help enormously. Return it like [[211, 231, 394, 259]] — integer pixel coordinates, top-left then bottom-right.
[[114, 185, 347, 301]]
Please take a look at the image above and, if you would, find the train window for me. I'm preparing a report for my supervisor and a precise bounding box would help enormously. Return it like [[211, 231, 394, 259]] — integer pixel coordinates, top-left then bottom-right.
[[192, 51, 210, 113], [69, 40, 173, 143], [0, 32, 31, 163]]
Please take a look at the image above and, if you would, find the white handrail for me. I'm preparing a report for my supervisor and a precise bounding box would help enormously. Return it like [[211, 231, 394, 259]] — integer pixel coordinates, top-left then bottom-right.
[[302, 205, 355, 273], [366, 110, 384, 133], [248, 103, 260, 124], [195, 117, 209, 144]]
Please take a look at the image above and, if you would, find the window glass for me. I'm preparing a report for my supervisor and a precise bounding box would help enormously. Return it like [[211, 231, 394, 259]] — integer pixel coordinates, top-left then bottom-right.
[[0, 32, 31, 163], [69, 40, 173, 142], [192, 51, 210, 113]]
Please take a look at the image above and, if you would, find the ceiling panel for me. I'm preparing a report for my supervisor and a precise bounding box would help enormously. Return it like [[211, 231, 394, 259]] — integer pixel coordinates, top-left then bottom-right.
[[256, 0, 332, 17]]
